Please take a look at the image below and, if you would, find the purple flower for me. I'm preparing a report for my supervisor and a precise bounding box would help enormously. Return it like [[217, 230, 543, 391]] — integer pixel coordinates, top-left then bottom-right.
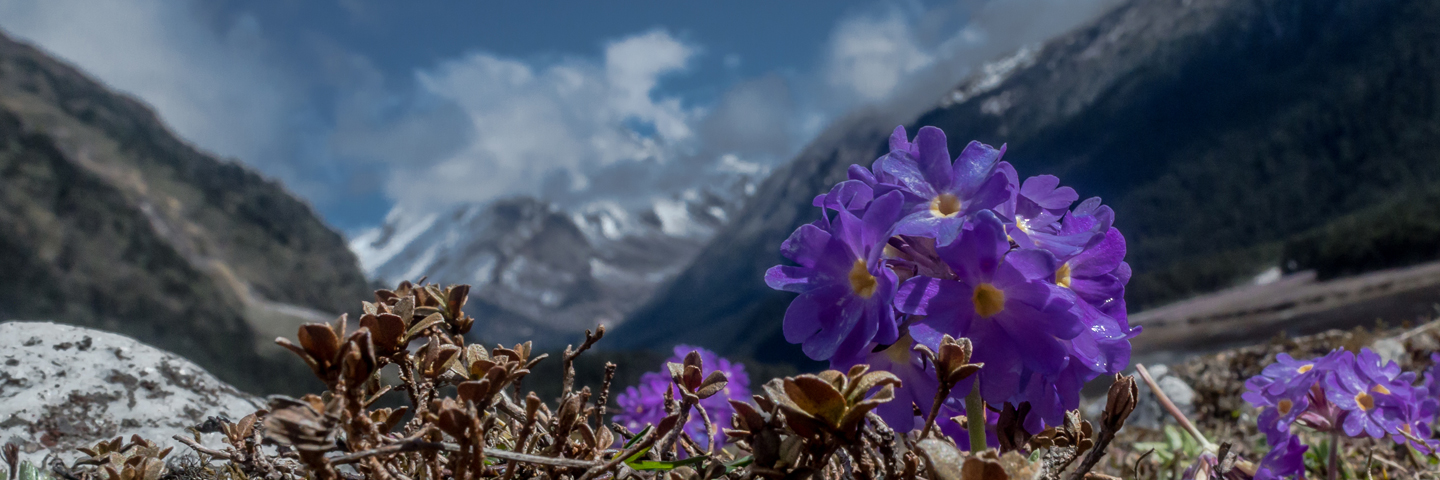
[[613, 345, 751, 450], [1243, 350, 1350, 443], [765, 191, 905, 361], [614, 372, 670, 434], [871, 126, 1012, 246], [1324, 348, 1414, 439], [936, 396, 999, 451], [1056, 227, 1137, 376], [831, 334, 939, 433], [1253, 434, 1308, 480], [770, 125, 1137, 439], [895, 211, 1081, 414], [1426, 353, 1440, 399]]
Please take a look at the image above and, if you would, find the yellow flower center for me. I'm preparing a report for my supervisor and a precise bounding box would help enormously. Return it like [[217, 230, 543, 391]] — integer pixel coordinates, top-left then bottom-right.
[[1372, 384, 1391, 395], [973, 283, 1006, 318], [1297, 364, 1313, 374], [1055, 262, 1073, 289], [930, 194, 962, 218], [1277, 399, 1293, 415], [1015, 216, 1032, 234], [1354, 392, 1375, 411], [849, 259, 878, 299]]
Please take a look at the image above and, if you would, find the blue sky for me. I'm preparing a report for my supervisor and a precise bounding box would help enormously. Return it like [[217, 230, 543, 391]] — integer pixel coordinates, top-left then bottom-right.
[[0, 0, 1117, 233]]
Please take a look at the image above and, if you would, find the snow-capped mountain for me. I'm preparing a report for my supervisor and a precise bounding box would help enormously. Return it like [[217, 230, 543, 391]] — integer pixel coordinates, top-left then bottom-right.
[[349, 171, 761, 347]]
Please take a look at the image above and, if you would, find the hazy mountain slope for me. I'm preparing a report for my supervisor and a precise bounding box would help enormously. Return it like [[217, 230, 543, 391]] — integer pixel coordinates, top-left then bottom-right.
[[351, 178, 755, 348], [0, 31, 371, 393], [609, 114, 900, 366], [613, 0, 1440, 365]]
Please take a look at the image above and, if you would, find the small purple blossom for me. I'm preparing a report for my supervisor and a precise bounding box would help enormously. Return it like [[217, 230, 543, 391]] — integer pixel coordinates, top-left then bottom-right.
[[872, 126, 1012, 246], [765, 191, 905, 361], [1324, 348, 1414, 439], [1243, 347, 1440, 474], [1253, 434, 1308, 480], [613, 345, 751, 450]]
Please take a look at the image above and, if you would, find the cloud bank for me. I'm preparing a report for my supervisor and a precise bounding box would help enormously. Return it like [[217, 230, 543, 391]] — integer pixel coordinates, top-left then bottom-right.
[[0, 0, 1122, 230]]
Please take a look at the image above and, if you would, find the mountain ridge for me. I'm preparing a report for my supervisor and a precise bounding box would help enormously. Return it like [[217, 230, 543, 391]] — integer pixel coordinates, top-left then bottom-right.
[[0, 30, 370, 393], [612, 0, 1440, 365]]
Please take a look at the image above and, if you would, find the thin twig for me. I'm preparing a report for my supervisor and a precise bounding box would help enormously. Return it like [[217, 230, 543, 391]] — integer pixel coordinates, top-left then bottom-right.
[[1396, 318, 1439, 342], [594, 362, 617, 429], [325, 439, 597, 469], [577, 419, 666, 480], [656, 394, 696, 459], [172, 435, 233, 460], [918, 380, 953, 440], [561, 327, 605, 399], [1135, 364, 1212, 450], [1067, 417, 1120, 479]]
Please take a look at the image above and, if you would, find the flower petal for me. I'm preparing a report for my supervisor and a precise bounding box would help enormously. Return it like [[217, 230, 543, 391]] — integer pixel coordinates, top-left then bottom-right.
[[915, 126, 954, 193], [953, 141, 1004, 194]]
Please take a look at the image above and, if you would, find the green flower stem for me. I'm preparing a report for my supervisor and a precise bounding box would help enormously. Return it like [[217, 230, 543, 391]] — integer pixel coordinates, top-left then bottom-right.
[[1327, 431, 1339, 480], [966, 388, 986, 451]]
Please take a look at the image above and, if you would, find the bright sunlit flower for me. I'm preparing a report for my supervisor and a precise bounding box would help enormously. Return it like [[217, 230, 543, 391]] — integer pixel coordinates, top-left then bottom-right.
[[765, 124, 1137, 442]]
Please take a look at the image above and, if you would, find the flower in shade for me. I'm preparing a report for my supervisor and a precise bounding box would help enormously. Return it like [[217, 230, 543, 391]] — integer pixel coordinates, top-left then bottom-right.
[[936, 396, 999, 451], [1425, 353, 1440, 400], [766, 191, 905, 361], [830, 334, 939, 433], [613, 345, 750, 450], [872, 126, 1012, 246], [614, 372, 670, 433], [1253, 434, 1308, 480], [1324, 348, 1415, 439], [894, 211, 1081, 417]]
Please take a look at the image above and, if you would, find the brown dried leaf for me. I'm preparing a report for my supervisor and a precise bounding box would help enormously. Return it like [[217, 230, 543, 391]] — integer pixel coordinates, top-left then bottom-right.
[[695, 371, 729, 399], [298, 323, 341, 364], [783, 375, 847, 425]]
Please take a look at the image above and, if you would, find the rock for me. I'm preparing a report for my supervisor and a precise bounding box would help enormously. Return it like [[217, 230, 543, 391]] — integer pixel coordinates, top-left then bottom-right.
[[1146, 365, 1170, 379], [1370, 338, 1407, 366], [1158, 376, 1197, 416], [0, 322, 262, 464]]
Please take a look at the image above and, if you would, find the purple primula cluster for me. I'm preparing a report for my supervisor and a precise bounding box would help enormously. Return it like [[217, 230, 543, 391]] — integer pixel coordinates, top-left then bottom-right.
[[614, 345, 751, 450], [765, 125, 1139, 441], [1243, 348, 1440, 478]]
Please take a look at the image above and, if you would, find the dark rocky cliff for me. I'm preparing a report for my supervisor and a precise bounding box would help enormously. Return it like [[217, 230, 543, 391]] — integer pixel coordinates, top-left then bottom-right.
[[613, 0, 1440, 365], [0, 31, 371, 393]]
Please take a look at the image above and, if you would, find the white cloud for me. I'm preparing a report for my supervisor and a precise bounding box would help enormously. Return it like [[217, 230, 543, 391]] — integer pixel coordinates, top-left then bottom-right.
[[818, 0, 1120, 114], [379, 30, 706, 210], [825, 12, 935, 102], [0, 0, 1123, 230]]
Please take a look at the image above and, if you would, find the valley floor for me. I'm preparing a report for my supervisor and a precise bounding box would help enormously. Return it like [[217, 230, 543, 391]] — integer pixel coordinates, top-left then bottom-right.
[[1132, 259, 1440, 365]]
